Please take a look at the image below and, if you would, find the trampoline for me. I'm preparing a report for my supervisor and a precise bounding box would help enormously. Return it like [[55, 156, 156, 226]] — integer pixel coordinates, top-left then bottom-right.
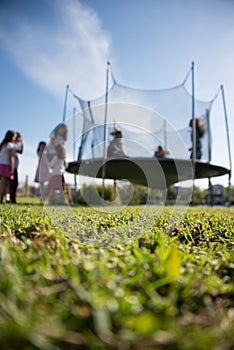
[[63, 62, 231, 190], [66, 158, 230, 189]]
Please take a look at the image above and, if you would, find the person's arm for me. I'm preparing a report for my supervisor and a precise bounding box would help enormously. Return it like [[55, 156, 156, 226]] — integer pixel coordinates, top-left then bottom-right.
[[41, 152, 51, 171], [8, 149, 15, 179], [15, 138, 24, 154]]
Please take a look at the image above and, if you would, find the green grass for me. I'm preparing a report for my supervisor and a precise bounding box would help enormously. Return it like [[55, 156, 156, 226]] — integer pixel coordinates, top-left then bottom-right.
[[0, 204, 233, 349]]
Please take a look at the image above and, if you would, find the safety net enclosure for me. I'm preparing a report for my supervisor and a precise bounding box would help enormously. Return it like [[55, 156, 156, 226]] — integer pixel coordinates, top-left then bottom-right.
[[64, 63, 231, 189]]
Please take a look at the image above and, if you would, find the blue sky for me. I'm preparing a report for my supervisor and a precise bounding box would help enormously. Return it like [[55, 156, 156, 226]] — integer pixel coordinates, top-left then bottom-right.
[[0, 0, 233, 188]]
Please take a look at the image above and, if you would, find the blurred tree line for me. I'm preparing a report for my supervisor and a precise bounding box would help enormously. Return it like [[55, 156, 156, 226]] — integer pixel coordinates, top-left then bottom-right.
[[23, 182, 234, 206], [71, 182, 234, 206]]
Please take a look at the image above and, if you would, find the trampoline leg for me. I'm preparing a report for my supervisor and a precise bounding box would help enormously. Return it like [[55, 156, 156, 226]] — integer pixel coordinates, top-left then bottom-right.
[[227, 173, 231, 207], [191, 178, 195, 206], [208, 178, 213, 207], [114, 179, 117, 195]]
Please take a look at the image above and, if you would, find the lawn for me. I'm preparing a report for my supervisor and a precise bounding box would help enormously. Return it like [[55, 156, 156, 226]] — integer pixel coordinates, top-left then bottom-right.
[[0, 203, 233, 349]]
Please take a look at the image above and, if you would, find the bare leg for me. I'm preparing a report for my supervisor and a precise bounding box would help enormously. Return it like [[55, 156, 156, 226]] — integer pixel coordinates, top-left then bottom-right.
[[0, 176, 10, 203], [47, 187, 54, 205], [40, 182, 48, 202], [59, 189, 65, 204]]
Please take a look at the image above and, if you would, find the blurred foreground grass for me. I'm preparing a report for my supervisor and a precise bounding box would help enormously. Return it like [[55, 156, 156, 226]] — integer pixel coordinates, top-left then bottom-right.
[[0, 204, 233, 349]]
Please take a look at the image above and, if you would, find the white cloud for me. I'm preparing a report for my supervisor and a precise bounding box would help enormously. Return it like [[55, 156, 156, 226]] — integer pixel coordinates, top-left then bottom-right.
[[0, 0, 112, 100]]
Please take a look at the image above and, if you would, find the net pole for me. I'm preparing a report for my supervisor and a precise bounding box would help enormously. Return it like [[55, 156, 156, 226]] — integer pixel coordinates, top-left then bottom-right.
[[102, 61, 111, 200], [221, 85, 232, 206], [206, 108, 213, 205], [78, 104, 87, 161], [164, 119, 167, 150], [62, 84, 69, 122], [206, 109, 211, 162], [191, 61, 196, 205], [73, 107, 77, 192]]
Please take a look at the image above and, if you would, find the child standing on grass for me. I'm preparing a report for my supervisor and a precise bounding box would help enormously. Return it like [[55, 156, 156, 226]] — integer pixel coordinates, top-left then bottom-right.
[[34, 141, 51, 201], [0, 130, 17, 203], [48, 143, 66, 205], [45, 123, 68, 204], [10, 132, 24, 203]]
